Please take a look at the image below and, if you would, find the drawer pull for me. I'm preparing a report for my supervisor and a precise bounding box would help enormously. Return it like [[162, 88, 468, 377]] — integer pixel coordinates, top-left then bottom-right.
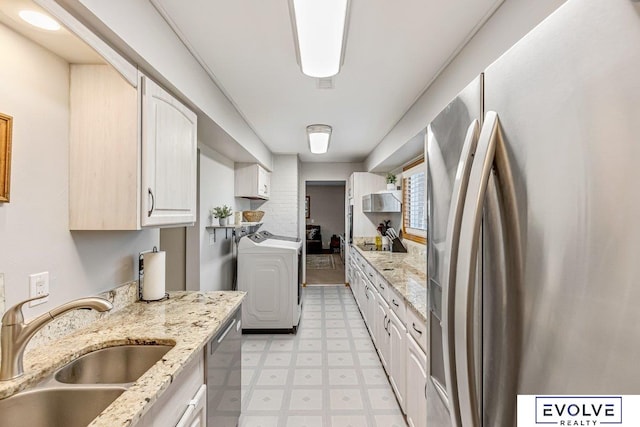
[[383, 314, 388, 332], [412, 323, 423, 335], [392, 299, 399, 307], [379, 283, 385, 289]]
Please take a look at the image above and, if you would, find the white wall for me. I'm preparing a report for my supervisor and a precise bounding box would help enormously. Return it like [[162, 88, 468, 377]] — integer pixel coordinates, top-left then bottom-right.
[[185, 145, 250, 291], [0, 24, 158, 316], [305, 185, 346, 249], [251, 155, 299, 238], [365, 0, 567, 171]]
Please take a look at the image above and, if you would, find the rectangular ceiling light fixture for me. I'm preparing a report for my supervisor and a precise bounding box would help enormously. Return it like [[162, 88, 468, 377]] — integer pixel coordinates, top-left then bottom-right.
[[290, 0, 350, 78], [307, 125, 332, 154]]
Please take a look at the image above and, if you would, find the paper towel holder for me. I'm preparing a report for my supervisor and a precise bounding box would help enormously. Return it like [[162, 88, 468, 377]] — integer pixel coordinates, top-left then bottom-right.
[[138, 247, 169, 303]]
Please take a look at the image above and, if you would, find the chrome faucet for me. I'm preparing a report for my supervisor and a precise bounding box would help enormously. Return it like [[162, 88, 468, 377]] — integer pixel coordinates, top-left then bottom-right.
[[0, 294, 113, 381]]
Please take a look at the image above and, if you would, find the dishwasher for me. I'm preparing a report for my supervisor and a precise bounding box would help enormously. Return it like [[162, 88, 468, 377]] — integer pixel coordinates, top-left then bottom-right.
[[206, 308, 242, 427]]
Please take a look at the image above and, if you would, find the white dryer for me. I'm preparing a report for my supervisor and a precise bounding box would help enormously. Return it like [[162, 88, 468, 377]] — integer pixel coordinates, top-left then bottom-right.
[[237, 231, 302, 333]]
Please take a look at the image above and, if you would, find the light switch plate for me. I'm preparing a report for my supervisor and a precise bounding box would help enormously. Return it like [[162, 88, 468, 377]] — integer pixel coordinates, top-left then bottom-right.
[[29, 272, 49, 307]]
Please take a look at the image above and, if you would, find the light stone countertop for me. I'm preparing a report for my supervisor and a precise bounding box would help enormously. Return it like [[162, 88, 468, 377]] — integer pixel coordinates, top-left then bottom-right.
[[0, 291, 245, 427], [352, 245, 427, 322]]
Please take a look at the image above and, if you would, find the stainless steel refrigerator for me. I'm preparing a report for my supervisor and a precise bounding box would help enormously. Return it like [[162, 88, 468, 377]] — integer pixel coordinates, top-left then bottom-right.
[[426, 0, 640, 426]]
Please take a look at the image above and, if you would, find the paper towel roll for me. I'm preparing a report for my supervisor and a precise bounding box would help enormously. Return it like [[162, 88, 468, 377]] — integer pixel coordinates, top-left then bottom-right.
[[142, 251, 166, 301]]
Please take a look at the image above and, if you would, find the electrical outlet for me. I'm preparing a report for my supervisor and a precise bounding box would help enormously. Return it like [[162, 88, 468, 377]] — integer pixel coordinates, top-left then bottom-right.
[[209, 233, 216, 246], [29, 272, 49, 307]]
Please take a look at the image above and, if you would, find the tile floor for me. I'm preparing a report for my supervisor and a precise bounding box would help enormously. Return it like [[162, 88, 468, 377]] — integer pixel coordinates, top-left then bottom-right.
[[240, 285, 407, 427]]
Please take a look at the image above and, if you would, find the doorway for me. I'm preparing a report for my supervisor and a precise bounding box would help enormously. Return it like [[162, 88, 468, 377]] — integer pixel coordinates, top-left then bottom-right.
[[304, 181, 346, 285]]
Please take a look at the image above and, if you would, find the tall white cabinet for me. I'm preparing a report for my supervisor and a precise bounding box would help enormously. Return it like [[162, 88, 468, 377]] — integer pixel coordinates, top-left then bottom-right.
[[347, 172, 386, 237], [69, 65, 197, 230]]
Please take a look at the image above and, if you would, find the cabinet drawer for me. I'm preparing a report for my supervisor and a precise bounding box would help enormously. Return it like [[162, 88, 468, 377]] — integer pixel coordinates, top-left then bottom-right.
[[375, 275, 389, 301], [407, 307, 427, 353], [388, 288, 406, 325], [364, 264, 378, 288]]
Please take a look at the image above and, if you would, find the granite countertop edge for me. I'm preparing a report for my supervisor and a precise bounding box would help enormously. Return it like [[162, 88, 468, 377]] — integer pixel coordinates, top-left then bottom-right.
[[351, 245, 427, 322], [0, 291, 246, 427]]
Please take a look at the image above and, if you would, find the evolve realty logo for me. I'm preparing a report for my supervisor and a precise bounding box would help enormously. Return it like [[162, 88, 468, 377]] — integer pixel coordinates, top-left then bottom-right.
[[535, 397, 621, 426]]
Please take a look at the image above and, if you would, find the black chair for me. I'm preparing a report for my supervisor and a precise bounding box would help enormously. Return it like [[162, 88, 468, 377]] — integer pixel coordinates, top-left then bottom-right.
[[306, 225, 323, 254]]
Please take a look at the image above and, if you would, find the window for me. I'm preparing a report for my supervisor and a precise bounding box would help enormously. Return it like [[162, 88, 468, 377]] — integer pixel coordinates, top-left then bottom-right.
[[402, 158, 426, 244]]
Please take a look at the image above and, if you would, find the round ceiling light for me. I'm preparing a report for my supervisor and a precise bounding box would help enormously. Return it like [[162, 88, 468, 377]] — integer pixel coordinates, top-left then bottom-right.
[[19, 10, 61, 31]]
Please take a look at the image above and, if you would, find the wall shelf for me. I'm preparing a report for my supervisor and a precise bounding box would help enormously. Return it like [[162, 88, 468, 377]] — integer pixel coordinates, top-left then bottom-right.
[[205, 222, 263, 242]]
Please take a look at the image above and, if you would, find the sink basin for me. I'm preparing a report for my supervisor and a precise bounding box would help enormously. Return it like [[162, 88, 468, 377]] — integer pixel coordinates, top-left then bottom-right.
[[0, 387, 125, 427], [55, 344, 173, 384]]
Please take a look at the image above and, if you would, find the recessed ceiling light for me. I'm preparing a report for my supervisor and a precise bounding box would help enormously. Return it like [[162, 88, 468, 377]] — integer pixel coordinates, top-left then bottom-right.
[[290, 0, 350, 78], [19, 10, 61, 31], [307, 124, 332, 154]]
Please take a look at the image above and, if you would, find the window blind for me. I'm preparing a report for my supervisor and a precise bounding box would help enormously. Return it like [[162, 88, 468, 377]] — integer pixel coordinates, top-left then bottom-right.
[[404, 171, 426, 230]]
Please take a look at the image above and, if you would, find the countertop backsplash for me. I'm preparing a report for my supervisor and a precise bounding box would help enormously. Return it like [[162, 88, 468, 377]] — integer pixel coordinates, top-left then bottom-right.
[[24, 281, 139, 353]]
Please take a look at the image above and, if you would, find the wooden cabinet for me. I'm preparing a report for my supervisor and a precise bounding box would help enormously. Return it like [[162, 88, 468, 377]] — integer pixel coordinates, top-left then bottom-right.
[[235, 163, 271, 199], [406, 336, 427, 427], [137, 353, 205, 427], [141, 76, 197, 227], [69, 65, 197, 230]]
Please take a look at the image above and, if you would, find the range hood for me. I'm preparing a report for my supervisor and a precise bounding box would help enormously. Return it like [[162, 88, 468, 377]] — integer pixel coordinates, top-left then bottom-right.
[[362, 191, 402, 213]]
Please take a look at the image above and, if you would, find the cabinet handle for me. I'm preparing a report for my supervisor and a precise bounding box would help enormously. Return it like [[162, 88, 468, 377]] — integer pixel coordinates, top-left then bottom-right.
[[383, 314, 388, 332], [368, 273, 373, 278], [365, 286, 369, 299], [425, 382, 428, 400], [412, 323, 423, 335], [387, 318, 391, 336], [392, 299, 399, 307], [217, 318, 237, 344], [147, 188, 155, 217], [379, 283, 385, 290]]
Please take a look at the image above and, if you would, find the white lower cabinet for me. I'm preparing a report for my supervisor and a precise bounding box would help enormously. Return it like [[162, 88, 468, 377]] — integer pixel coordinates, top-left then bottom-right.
[[374, 289, 390, 371], [176, 385, 207, 427], [363, 279, 377, 341], [388, 309, 407, 412], [137, 354, 204, 427], [406, 336, 428, 427]]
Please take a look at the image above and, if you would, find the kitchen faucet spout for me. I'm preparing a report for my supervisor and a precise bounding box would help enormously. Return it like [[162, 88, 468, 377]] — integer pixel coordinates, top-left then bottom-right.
[[0, 295, 113, 381]]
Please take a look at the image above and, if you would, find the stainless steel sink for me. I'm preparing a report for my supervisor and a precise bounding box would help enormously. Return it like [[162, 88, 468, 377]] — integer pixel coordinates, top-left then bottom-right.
[[0, 387, 126, 427], [55, 344, 173, 384]]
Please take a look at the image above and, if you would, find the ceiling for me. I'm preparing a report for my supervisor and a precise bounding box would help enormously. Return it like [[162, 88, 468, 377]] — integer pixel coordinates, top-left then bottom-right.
[[151, 0, 503, 164], [0, 0, 103, 63]]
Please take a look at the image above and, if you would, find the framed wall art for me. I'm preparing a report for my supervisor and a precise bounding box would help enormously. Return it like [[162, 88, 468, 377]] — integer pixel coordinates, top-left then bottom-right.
[[0, 113, 12, 203]]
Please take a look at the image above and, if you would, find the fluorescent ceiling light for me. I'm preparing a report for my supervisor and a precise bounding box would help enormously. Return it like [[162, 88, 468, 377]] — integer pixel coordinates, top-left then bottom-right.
[[19, 10, 61, 31], [307, 124, 332, 154], [291, 0, 349, 78]]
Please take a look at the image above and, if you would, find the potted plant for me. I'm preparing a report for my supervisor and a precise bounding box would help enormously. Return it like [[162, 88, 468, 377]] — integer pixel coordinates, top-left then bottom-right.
[[211, 205, 233, 226], [386, 172, 397, 190]]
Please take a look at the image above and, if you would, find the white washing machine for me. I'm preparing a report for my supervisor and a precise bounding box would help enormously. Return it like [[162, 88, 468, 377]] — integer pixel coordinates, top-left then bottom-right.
[[237, 230, 302, 333]]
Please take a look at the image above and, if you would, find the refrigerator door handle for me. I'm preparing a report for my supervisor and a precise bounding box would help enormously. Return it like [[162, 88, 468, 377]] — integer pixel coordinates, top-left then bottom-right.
[[440, 119, 480, 427], [454, 111, 522, 427]]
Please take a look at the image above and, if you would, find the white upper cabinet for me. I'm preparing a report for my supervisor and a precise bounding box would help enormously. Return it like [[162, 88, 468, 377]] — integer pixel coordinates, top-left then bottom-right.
[[69, 65, 197, 230], [235, 163, 271, 199], [141, 76, 197, 226]]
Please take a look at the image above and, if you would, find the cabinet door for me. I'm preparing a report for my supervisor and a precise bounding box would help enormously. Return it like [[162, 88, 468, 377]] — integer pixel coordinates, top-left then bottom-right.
[[257, 165, 271, 198], [406, 336, 427, 427], [364, 282, 377, 340], [388, 310, 407, 412], [141, 75, 197, 227], [374, 291, 390, 371], [176, 385, 207, 427]]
